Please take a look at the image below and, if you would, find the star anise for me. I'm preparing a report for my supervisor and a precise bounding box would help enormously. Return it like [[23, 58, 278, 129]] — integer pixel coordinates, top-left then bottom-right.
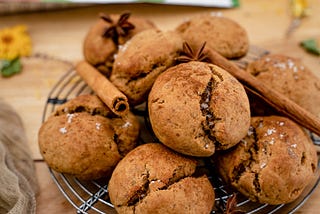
[[100, 12, 135, 45], [176, 41, 210, 63], [224, 193, 245, 214]]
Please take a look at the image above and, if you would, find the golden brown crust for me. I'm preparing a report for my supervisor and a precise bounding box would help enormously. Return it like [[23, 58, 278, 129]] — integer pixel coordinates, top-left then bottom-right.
[[83, 14, 156, 76], [38, 94, 140, 180], [215, 116, 318, 204], [110, 29, 183, 105], [246, 54, 320, 117], [108, 143, 215, 214], [175, 14, 249, 59], [148, 61, 251, 157]]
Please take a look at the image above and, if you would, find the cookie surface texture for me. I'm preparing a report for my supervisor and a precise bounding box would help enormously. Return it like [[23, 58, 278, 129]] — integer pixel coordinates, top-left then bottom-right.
[[148, 61, 251, 157], [216, 116, 318, 204], [247, 54, 320, 118], [38, 94, 140, 180], [83, 13, 156, 76], [108, 143, 215, 214], [175, 14, 249, 59], [110, 29, 183, 105]]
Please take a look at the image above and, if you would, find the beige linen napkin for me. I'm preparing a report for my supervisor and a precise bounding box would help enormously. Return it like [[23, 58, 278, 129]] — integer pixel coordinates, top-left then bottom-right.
[[0, 99, 38, 214]]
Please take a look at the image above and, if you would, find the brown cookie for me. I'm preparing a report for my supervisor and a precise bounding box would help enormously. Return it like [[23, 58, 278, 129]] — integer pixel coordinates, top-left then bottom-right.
[[148, 61, 251, 157], [110, 29, 183, 105], [83, 13, 156, 76], [246, 54, 320, 117], [108, 143, 215, 214], [38, 94, 140, 180], [175, 14, 249, 59], [215, 116, 318, 205]]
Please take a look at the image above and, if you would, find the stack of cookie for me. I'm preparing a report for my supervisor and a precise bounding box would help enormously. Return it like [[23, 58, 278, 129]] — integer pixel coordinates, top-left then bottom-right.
[[38, 12, 319, 214]]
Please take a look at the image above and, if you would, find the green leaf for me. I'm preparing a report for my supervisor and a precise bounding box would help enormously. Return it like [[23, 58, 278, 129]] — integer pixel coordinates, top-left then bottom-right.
[[0, 58, 22, 77], [300, 39, 320, 56], [232, 0, 240, 7]]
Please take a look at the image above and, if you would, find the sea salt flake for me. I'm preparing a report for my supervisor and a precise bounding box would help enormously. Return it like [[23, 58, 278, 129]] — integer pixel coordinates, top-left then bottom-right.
[[279, 133, 285, 139], [273, 62, 286, 70], [291, 144, 297, 148], [122, 121, 132, 128], [200, 103, 209, 109], [240, 139, 247, 146], [151, 179, 161, 184], [269, 138, 275, 145], [95, 122, 101, 130], [119, 41, 130, 53], [59, 127, 67, 134], [266, 128, 276, 136], [287, 59, 295, 69], [208, 121, 214, 126], [67, 113, 75, 123], [288, 148, 297, 158], [278, 121, 284, 126], [247, 126, 254, 136], [260, 162, 267, 169], [204, 143, 209, 149]]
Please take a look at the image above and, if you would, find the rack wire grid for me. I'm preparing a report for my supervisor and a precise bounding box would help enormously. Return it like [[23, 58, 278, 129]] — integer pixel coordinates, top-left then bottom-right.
[[42, 46, 320, 214]]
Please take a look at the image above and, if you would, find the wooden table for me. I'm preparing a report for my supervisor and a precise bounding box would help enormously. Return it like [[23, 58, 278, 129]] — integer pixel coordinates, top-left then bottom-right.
[[0, 0, 319, 213]]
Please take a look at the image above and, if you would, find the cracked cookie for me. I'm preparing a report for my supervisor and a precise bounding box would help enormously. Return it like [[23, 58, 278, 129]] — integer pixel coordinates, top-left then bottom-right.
[[38, 94, 140, 180], [110, 29, 184, 106], [108, 143, 215, 214], [215, 116, 318, 205], [175, 13, 249, 59], [246, 54, 320, 118], [148, 61, 251, 157], [83, 12, 156, 76]]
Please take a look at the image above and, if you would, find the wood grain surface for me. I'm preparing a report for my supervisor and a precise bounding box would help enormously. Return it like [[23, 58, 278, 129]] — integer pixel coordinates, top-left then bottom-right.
[[0, 0, 319, 213]]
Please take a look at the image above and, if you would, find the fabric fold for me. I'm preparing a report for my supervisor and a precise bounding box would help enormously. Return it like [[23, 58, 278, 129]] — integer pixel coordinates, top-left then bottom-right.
[[0, 99, 38, 214]]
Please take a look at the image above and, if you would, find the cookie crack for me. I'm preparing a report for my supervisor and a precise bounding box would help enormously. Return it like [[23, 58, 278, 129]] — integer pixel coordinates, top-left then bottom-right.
[[112, 133, 122, 154], [127, 167, 150, 207], [127, 62, 166, 83], [199, 77, 222, 148], [126, 164, 196, 211], [232, 126, 260, 183], [55, 105, 116, 118], [253, 173, 261, 193]]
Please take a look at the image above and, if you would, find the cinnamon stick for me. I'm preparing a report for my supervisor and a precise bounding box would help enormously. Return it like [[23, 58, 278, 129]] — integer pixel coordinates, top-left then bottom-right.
[[207, 49, 320, 136], [75, 60, 129, 116]]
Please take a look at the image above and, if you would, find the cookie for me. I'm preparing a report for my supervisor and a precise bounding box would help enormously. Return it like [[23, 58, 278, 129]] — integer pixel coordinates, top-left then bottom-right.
[[148, 61, 251, 157], [175, 13, 249, 59], [110, 29, 183, 105], [38, 94, 140, 180], [215, 116, 318, 204], [246, 54, 320, 117], [108, 143, 215, 214], [83, 13, 156, 76]]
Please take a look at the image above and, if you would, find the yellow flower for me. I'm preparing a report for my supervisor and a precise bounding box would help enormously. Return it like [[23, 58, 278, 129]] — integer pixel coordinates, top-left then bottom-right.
[[0, 25, 32, 60]]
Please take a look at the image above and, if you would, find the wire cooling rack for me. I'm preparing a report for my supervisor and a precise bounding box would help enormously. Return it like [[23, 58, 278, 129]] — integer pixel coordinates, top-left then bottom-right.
[[42, 46, 320, 214]]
